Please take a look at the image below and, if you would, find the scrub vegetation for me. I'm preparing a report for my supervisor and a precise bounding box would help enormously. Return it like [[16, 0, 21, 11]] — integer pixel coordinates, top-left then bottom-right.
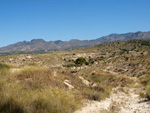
[[0, 39, 150, 113]]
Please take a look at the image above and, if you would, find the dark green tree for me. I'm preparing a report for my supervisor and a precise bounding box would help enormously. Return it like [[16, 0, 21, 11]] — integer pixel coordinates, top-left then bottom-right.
[[75, 57, 86, 66]]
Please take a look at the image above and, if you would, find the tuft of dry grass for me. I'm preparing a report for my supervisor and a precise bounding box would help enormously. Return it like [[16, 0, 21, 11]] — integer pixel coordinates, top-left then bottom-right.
[[0, 63, 10, 78], [0, 83, 81, 113], [10, 66, 66, 89], [0, 65, 82, 113]]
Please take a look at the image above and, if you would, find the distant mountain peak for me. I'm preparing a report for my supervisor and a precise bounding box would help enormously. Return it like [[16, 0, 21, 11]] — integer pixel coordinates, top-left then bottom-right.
[[31, 39, 46, 43], [54, 40, 63, 44], [0, 31, 150, 54]]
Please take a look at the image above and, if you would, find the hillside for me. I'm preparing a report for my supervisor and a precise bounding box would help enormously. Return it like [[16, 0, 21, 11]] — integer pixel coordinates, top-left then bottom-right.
[[0, 31, 150, 54], [0, 39, 150, 113]]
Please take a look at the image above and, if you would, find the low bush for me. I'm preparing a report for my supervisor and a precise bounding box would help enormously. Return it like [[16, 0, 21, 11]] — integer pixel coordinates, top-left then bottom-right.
[[83, 88, 102, 101], [140, 74, 150, 100], [146, 85, 150, 100]]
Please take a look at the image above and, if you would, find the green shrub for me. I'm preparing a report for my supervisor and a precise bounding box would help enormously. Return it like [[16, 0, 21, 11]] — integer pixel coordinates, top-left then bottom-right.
[[146, 85, 150, 100], [68, 59, 71, 62], [139, 92, 146, 98], [85, 62, 89, 65]]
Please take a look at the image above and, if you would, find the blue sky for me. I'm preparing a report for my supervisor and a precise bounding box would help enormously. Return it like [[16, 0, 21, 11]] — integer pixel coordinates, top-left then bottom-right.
[[0, 0, 150, 47]]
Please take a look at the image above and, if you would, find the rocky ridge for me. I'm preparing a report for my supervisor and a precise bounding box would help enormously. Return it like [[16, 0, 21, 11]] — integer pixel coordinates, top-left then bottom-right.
[[0, 31, 150, 54]]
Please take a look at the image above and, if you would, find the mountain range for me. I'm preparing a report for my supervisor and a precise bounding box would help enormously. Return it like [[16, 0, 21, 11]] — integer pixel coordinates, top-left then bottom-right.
[[0, 31, 150, 54]]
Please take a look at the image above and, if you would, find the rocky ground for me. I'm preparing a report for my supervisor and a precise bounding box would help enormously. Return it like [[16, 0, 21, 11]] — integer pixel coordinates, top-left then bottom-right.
[[74, 87, 150, 113], [74, 81, 150, 113]]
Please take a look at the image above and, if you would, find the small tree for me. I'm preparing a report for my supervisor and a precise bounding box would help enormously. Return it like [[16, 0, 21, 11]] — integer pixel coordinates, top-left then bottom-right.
[[75, 57, 86, 66]]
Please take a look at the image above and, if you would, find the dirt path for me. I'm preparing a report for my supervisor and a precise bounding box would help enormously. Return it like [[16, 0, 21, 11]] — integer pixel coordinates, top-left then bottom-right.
[[74, 86, 150, 113], [74, 68, 150, 113], [75, 88, 150, 113], [109, 87, 150, 113], [74, 98, 111, 113]]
